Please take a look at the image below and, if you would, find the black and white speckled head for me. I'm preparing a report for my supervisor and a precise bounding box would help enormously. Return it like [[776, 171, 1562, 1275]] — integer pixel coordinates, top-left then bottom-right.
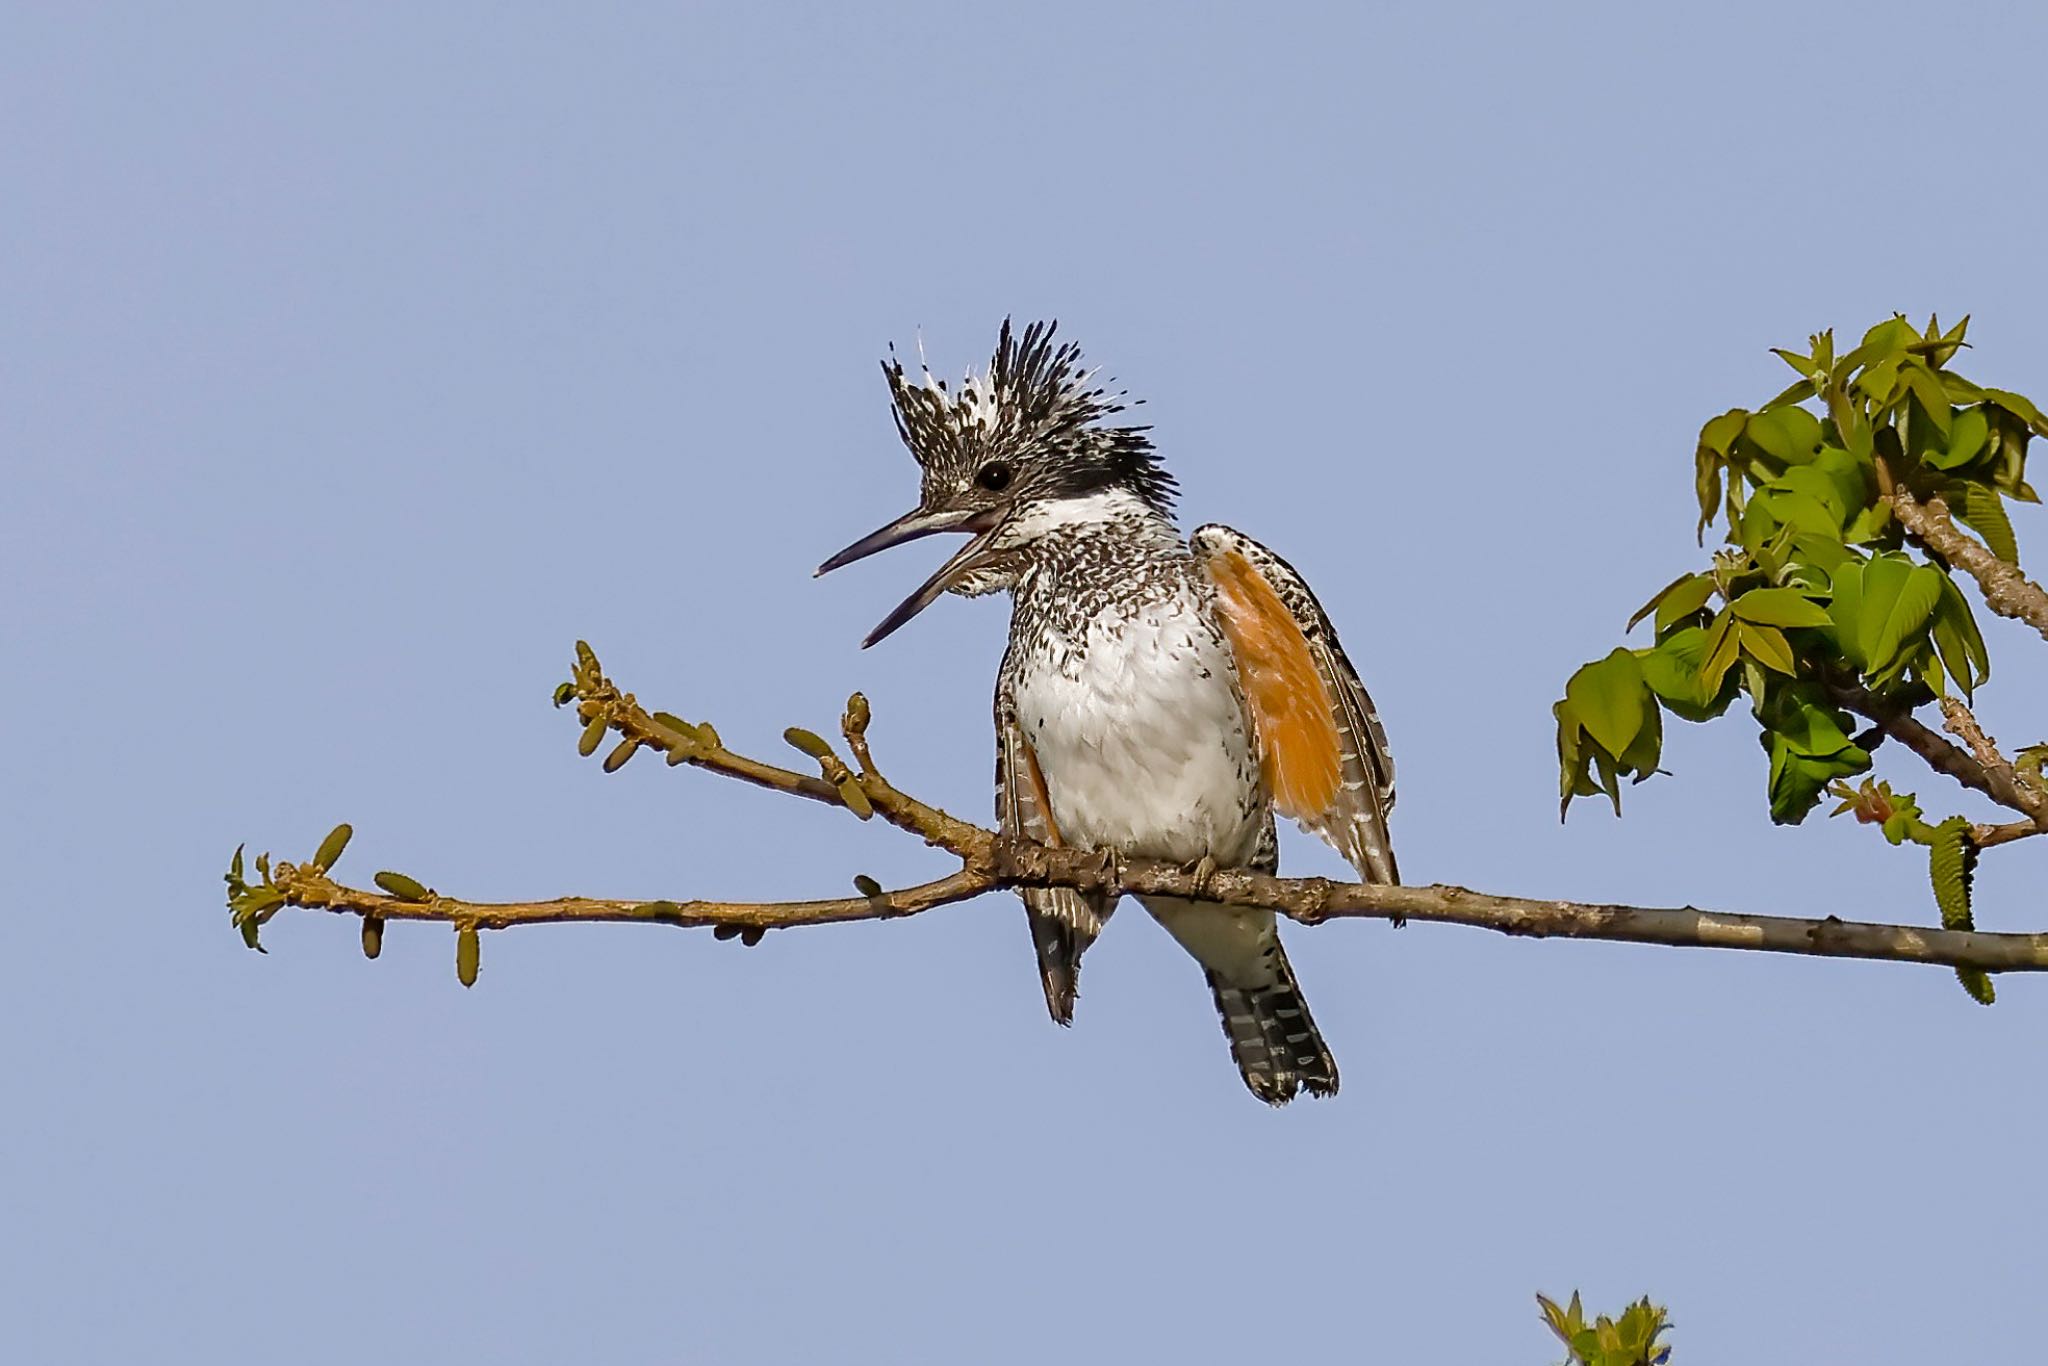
[[884, 319, 1175, 518], [817, 320, 1179, 645]]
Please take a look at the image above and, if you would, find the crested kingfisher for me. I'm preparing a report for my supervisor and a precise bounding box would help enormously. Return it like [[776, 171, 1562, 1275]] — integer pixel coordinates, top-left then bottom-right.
[[816, 321, 1397, 1104]]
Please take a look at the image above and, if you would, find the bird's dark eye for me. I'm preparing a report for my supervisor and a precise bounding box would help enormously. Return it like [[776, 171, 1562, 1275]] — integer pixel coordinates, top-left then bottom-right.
[[976, 462, 1013, 492]]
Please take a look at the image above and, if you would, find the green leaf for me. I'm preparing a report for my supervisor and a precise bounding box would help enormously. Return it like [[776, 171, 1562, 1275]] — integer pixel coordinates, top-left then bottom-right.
[[1617, 699, 1663, 779], [1939, 367, 1986, 405], [1827, 556, 1867, 667], [1880, 789, 1926, 845], [1773, 404, 1825, 457], [1739, 621, 1797, 674], [1628, 572, 1710, 632], [1953, 484, 2019, 566], [1929, 818, 1993, 1005], [456, 925, 480, 989], [1755, 684, 1858, 758], [1842, 500, 1893, 544], [1930, 576, 1990, 699], [1653, 574, 1717, 634], [1983, 405, 2035, 495], [1590, 744, 1623, 816], [1925, 405, 1990, 470], [1858, 355, 1903, 412], [231, 885, 285, 926], [1699, 408, 1747, 456], [1565, 649, 1649, 758], [312, 823, 353, 871], [1980, 387, 2048, 435], [1730, 586, 1832, 628], [1903, 361, 1952, 437], [1750, 487, 1840, 538], [577, 714, 608, 757], [1766, 733, 1870, 824], [361, 915, 384, 960], [1555, 699, 1597, 816], [1770, 465, 1850, 519], [1696, 611, 1741, 695], [1636, 628, 1735, 722], [1788, 531, 1856, 576], [1695, 409, 1745, 536], [1745, 409, 1818, 465], [1856, 556, 1944, 676], [1772, 346, 1818, 379], [1814, 443, 1876, 501]]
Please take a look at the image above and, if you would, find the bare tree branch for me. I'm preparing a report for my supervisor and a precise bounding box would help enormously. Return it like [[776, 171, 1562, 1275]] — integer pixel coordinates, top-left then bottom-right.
[[231, 643, 2048, 980], [1938, 696, 2048, 828], [1888, 484, 2048, 642], [257, 827, 2048, 974], [1827, 675, 2025, 810], [1973, 819, 2046, 850]]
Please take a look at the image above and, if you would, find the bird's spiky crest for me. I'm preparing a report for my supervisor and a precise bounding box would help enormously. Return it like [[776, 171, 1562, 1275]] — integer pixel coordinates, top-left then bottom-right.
[[881, 319, 1176, 513]]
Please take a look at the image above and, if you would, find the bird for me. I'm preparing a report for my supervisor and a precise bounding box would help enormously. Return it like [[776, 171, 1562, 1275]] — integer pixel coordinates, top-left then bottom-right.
[[816, 320, 1397, 1104]]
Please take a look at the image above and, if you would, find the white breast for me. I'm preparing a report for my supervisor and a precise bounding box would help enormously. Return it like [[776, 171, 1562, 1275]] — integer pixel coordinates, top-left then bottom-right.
[[1011, 594, 1263, 866]]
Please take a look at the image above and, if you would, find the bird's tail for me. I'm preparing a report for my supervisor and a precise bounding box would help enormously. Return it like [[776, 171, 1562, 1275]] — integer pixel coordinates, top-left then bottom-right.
[[1206, 943, 1339, 1105], [1023, 887, 1115, 1025]]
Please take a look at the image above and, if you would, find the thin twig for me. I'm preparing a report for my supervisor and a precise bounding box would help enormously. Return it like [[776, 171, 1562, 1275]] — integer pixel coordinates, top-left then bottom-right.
[[275, 862, 985, 931]]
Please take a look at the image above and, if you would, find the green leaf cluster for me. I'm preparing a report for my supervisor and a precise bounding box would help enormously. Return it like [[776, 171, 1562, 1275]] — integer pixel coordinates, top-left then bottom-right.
[[1559, 316, 2035, 826], [223, 845, 281, 952], [222, 823, 359, 951], [1537, 1292, 1672, 1366]]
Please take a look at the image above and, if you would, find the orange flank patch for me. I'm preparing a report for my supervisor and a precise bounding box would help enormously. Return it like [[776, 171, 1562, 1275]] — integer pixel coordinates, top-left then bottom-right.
[[1021, 739, 1063, 846], [1209, 549, 1342, 821]]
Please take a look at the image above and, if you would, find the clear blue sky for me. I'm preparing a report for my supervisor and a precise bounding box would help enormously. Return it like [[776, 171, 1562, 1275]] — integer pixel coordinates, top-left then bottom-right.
[[5, 5, 2045, 1362]]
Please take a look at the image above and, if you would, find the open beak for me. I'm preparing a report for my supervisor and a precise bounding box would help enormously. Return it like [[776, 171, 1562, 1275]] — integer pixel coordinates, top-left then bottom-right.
[[815, 505, 1004, 647]]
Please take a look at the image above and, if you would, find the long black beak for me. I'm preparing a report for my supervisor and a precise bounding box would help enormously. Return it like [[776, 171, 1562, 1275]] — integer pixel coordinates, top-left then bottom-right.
[[815, 505, 1003, 648], [814, 506, 981, 577]]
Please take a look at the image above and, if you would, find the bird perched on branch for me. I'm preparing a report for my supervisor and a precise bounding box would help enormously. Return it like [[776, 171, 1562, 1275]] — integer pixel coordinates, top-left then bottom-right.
[[817, 320, 1397, 1104]]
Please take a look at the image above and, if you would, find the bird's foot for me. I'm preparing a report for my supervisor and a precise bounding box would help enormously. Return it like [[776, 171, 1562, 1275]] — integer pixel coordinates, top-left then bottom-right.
[[1181, 853, 1219, 899], [1082, 845, 1126, 896]]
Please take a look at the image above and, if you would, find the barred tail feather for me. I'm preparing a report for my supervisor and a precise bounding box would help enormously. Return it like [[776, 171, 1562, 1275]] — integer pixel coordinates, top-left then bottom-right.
[[1023, 887, 1112, 1026], [1206, 950, 1339, 1105]]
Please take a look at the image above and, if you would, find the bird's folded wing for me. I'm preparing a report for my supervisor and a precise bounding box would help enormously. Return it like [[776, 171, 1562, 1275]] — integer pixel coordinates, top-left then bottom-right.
[[1193, 523, 1398, 885], [996, 689, 1113, 1024]]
